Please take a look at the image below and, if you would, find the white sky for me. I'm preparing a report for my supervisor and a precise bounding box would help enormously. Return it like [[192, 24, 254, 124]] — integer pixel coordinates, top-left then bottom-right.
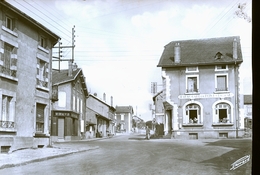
[[7, 0, 252, 121]]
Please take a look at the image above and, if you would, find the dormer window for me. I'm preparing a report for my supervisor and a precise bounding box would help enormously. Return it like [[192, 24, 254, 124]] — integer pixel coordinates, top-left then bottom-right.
[[215, 52, 223, 59]]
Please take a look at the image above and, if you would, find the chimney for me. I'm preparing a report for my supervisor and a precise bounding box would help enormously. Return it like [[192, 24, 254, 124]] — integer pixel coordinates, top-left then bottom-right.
[[72, 62, 78, 71], [68, 61, 73, 77], [103, 93, 106, 102], [174, 42, 181, 63], [233, 38, 238, 59], [111, 96, 113, 106]]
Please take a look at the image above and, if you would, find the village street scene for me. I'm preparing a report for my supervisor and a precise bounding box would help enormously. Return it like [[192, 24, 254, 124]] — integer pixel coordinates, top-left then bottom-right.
[[0, 0, 252, 174]]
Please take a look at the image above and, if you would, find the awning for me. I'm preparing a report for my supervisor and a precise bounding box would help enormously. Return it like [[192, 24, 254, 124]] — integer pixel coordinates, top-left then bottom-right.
[[96, 114, 112, 121]]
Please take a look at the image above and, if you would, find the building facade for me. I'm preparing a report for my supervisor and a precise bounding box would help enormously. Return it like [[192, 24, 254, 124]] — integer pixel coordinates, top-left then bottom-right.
[[51, 63, 88, 142], [157, 36, 244, 139], [244, 94, 252, 129], [0, 1, 60, 152], [115, 106, 133, 133], [86, 93, 115, 138], [152, 90, 165, 125]]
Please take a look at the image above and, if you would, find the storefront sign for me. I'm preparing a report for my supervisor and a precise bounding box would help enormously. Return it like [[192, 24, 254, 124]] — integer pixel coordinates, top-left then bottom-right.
[[178, 93, 234, 99], [53, 111, 79, 118]]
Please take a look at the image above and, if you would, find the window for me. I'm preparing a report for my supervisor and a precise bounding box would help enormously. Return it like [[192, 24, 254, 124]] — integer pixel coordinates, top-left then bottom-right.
[[121, 114, 124, 121], [215, 103, 231, 123], [6, 16, 13, 30], [215, 65, 228, 71], [0, 43, 17, 78], [186, 66, 198, 73], [1, 95, 14, 128], [185, 104, 201, 124], [40, 36, 46, 48], [186, 75, 199, 93], [36, 59, 48, 88], [215, 74, 228, 92], [36, 103, 45, 133]]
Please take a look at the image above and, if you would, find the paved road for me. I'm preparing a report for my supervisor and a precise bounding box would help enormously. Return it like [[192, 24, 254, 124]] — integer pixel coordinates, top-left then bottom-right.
[[0, 135, 251, 175]]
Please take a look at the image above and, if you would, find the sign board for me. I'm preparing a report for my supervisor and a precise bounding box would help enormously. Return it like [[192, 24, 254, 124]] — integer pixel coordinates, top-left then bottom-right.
[[178, 93, 234, 99]]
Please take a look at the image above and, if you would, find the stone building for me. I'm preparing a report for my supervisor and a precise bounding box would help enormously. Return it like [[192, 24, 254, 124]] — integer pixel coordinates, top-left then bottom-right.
[[157, 36, 244, 139], [115, 106, 134, 133], [0, 1, 59, 152], [51, 63, 88, 142], [86, 93, 115, 138]]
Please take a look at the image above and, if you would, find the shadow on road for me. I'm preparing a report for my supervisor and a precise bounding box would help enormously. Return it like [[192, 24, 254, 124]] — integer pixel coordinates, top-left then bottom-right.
[[201, 139, 252, 175]]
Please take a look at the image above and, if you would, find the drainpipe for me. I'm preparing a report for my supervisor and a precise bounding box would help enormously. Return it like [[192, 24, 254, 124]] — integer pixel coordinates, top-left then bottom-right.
[[235, 62, 238, 138]]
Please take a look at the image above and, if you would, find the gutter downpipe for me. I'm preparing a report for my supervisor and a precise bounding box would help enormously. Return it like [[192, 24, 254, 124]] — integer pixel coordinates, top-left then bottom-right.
[[235, 61, 238, 138]]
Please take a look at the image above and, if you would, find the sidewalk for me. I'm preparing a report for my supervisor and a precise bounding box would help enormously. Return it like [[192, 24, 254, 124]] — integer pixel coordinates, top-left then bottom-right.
[[0, 137, 110, 170]]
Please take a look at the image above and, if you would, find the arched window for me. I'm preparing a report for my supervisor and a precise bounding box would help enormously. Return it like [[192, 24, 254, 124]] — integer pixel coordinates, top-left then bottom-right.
[[185, 103, 201, 124], [215, 103, 231, 123]]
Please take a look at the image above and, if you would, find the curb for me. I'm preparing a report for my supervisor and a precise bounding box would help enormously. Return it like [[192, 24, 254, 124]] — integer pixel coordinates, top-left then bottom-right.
[[0, 146, 99, 170]]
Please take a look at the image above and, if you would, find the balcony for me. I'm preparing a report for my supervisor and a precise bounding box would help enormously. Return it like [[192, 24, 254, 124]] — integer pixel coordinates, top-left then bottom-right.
[[186, 88, 199, 94], [0, 65, 17, 78], [215, 87, 228, 92], [0, 120, 15, 128]]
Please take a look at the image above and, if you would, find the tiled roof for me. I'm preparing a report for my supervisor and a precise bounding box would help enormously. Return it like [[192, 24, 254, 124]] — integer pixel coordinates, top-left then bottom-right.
[[116, 106, 134, 114], [52, 68, 88, 96], [244, 95, 252, 104], [52, 68, 81, 85], [157, 36, 243, 67]]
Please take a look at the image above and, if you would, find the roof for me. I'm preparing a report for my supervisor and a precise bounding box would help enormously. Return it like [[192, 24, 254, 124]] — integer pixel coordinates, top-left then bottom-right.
[[152, 90, 164, 101], [52, 68, 88, 96], [116, 106, 134, 114], [157, 36, 243, 67], [88, 94, 113, 108], [244, 95, 252, 104], [1, 0, 60, 43]]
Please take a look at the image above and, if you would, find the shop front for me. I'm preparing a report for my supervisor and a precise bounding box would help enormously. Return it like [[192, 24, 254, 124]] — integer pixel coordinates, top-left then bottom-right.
[[51, 110, 80, 142]]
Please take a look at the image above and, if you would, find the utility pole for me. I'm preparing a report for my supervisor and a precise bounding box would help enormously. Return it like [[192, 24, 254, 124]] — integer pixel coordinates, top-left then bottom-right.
[[52, 25, 76, 71]]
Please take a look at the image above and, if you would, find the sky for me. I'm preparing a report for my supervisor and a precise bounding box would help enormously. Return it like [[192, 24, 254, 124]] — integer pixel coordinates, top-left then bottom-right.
[[6, 0, 252, 121]]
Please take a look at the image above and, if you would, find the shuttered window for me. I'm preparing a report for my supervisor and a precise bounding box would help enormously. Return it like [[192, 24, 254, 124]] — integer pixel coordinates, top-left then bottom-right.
[[36, 103, 45, 132]]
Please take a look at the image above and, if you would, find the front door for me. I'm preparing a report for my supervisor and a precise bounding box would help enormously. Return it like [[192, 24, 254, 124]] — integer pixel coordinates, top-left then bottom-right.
[[58, 118, 65, 139]]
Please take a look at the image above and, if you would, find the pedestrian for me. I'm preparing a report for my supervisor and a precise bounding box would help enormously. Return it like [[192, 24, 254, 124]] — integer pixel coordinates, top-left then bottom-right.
[[146, 126, 150, 140]]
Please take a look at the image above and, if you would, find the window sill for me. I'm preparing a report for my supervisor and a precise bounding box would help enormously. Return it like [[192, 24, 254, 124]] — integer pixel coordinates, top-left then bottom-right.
[[182, 123, 203, 127], [34, 133, 49, 138], [1, 26, 18, 37], [184, 92, 200, 95], [0, 127, 17, 132], [36, 85, 49, 92], [214, 91, 230, 94], [0, 73, 18, 82], [38, 45, 49, 54], [212, 123, 234, 126]]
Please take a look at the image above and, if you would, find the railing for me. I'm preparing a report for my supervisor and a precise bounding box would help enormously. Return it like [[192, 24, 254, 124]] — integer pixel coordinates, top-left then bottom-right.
[[186, 88, 199, 93], [0, 65, 17, 77], [216, 87, 228, 91], [37, 78, 48, 88], [0, 120, 15, 128]]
